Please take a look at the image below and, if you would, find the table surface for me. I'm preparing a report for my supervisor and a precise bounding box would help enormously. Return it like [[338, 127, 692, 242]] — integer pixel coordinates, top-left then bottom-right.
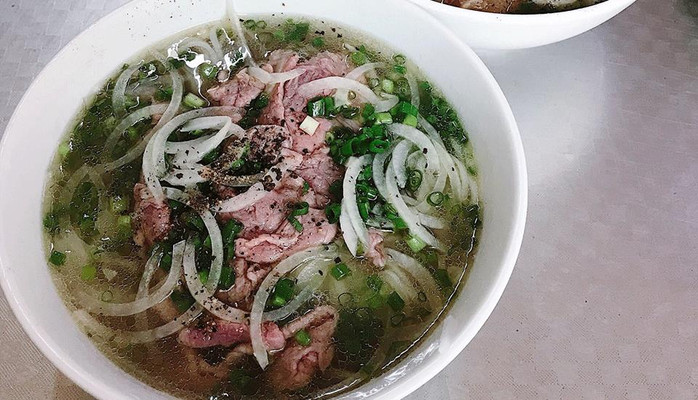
[[1, 0, 697, 399]]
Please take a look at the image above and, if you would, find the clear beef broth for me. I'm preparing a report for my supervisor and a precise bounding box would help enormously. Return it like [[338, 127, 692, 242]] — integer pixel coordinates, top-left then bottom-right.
[[43, 16, 481, 399]]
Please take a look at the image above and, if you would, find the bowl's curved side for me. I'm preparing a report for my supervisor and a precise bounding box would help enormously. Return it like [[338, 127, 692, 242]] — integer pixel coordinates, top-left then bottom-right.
[[410, 0, 636, 49], [0, 0, 526, 399]]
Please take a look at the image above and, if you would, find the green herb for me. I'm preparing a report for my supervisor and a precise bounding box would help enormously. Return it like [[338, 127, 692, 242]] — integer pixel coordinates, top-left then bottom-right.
[[325, 203, 341, 224], [218, 266, 235, 290], [406, 170, 423, 192], [366, 275, 383, 292], [49, 250, 66, 266], [312, 37, 325, 47], [387, 291, 405, 311], [294, 329, 312, 346], [331, 263, 351, 280], [427, 191, 445, 207], [183, 93, 206, 109], [170, 290, 195, 312], [43, 212, 60, 234], [406, 234, 427, 253], [199, 63, 219, 81], [80, 264, 97, 282]]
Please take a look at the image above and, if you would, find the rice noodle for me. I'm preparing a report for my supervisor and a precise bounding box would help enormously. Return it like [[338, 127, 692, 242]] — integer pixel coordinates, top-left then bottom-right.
[[163, 187, 224, 291], [103, 104, 169, 152], [248, 66, 305, 85], [386, 158, 444, 250], [226, 0, 258, 68], [112, 63, 141, 116], [75, 243, 184, 317], [263, 274, 324, 322], [250, 245, 337, 369], [342, 156, 372, 255], [385, 249, 443, 313], [182, 238, 247, 322]]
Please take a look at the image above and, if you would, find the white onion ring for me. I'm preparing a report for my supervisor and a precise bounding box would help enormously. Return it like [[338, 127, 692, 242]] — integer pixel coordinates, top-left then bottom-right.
[[385, 249, 443, 313], [248, 66, 305, 85], [182, 238, 247, 322], [250, 245, 337, 369], [342, 155, 372, 255], [103, 104, 169, 152], [112, 63, 141, 116]]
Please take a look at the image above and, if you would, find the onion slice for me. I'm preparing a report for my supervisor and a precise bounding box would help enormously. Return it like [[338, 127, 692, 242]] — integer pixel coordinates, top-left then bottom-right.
[[250, 245, 337, 369], [182, 238, 247, 322], [75, 245, 183, 317], [248, 66, 305, 84], [386, 158, 444, 250], [103, 104, 169, 152], [297, 77, 398, 112], [385, 248, 442, 313], [112, 63, 141, 116], [342, 156, 372, 255], [263, 274, 325, 322], [163, 187, 224, 291]]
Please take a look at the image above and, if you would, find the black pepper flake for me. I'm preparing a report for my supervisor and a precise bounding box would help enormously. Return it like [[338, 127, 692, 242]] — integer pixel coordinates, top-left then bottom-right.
[[422, 148, 428, 154]]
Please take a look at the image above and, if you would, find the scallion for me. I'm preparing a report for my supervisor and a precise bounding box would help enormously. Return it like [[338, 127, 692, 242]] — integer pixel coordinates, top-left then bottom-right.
[[427, 191, 445, 207], [49, 250, 66, 266], [183, 93, 206, 109], [374, 112, 393, 125], [80, 264, 97, 282], [406, 234, 427, 253], [387, 291, 405, 311], [294, 329, 312, 346], [331, 263, 351, 280]]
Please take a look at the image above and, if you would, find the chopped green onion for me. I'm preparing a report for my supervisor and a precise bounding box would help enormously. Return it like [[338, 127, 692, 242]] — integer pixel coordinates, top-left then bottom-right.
[[406, 170, 423, 192], [198, 269, 209, 285], [331, 263, 351, 280], [287, 215, 303, 232], [381, 79, 395, 94], [218, 266, 235, 290], [406, 234, 427, 253], [294, 329, 312, 346], [367, 294, 384, 309], [203, 235, 212, 249], [243, 19, 257, 29], [199, 63, 219, 81], [183, 93, 206, 109], [58, 142, 70, 157], [80, 264, 97, 282], [160, 250, 172, 271], [170, 290, 195, 312], [387, 291, 405, 311], [256, 20, 267, 29], [366, 275, 383, 292], [374, 112, 393, 125], [271, 295, 287, 307], [49, 250, 66, 266], [312, 37, 325, 47], [307, 97, 326, 117], [403, 114, 418, 127], [155, 86, 174, 101], [325, 203, 341, 224], [393, 65, 407, 74], [434, 269, 453, 289], [43, 212, 59, 234], [290, 201, 309, 217], [272, 278, 295, 303], [393, 54, 407, 65], [117, 215, 131, 230], [183, 212, 206, 231], [358, 201, 370, 221], [391, 217, 408, 230], [100, 290, 114, 303], [369, 139, 390, 153], [350, 51, 367, 65], [110, 196, 129, 214], [427, 191, 445, 207]]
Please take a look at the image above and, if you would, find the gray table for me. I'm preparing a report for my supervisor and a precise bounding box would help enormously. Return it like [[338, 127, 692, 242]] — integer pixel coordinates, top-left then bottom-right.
[[1, 0, 696, 398]]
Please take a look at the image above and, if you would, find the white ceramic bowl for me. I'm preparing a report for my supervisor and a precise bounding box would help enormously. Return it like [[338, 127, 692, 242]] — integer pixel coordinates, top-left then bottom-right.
[[410, 0, 637, 50], [0, 0, 527, 399]]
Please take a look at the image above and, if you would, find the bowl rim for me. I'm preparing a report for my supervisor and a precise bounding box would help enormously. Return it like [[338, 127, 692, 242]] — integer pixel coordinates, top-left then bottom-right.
[[411, 0, 636, 20], [0, 0, 527, 399]]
